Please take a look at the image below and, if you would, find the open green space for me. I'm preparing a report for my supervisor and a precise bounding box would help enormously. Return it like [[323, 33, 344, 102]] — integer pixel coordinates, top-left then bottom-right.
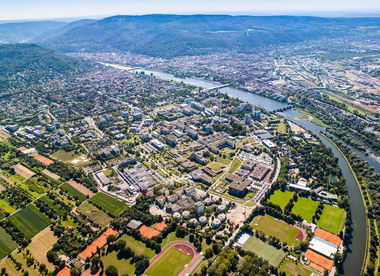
[[227, 158, 241, 174], [61, 182, 87, 202], [252, 215, 300, 246], [8, 204, 51, 239], [291, 197, 319, 223], [102, 249, 135, 275], [119, 234, 155, 259], [236, 138, 254, 148], [215, 154, 233, 165], [0, 199, 17, 214], [50, 150, 91, 168], [317, 205, 345, 234], [207, 162, 226, 171], [145, 247, 192, 276], [268, 190, 293, 210], [242, 236, 286, 267], [77, 201, 112, 228], [278, 259, 312, 276], [0, 227, 18, 259], [89, 192, 127, 216]]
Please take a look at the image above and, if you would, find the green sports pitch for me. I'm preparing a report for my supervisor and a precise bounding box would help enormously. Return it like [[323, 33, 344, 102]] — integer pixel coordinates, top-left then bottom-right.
[[145, 247, 192, 276], [291, 197, 319, 223], [89, 192, 127, 217], [242, 236, 286, 267], [317, 205, 345, 234]]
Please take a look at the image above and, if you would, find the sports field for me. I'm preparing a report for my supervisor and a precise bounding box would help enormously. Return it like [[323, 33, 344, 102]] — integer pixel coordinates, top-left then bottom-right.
[[0, 227, 18, 259], [61, 182, 87, 202], [145, 247, 192, 276], [77, 201, 112, 228], [279, 259, 312, 276], [291, 197, 319, 223], [27, 227, 58, 270], [268, 190, 293, 210], [252, 215, 300, 246], [8, 204, 51, 239], [89, 192, 127, 216], [317, 205, 345, 234], [242, 236, 286, 267]]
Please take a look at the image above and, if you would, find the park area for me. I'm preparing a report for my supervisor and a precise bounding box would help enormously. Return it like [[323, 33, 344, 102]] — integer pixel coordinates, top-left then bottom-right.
[[8, 204, 51, 239], [145, 244, 194, 276], [0, 227, 18, 259], [268, 190, 293, 210], [242, 236, 286, 267], [89, 192, 127, 216], [50, 150, 91, 168], [291, 197, 319, 223], [252, 215, 303, 246], [77, 201, 112, 228], [317, 205, 345, 234]]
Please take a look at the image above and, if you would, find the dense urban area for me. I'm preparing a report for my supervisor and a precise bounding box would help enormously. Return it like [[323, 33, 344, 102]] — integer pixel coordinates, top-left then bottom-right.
[[0, 14, 379, 276]]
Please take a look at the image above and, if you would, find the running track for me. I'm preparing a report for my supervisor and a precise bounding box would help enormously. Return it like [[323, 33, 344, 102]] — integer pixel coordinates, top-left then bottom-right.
[[143, 241, 201, 276]]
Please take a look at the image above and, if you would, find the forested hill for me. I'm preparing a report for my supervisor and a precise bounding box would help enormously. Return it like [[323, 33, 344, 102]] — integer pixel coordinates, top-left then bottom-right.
[[37, 14, 380, 58], [0, 43, 91, 92]]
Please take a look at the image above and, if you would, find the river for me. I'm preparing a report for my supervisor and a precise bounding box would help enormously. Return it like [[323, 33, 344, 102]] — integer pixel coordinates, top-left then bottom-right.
[[105, 62, 368, 275]]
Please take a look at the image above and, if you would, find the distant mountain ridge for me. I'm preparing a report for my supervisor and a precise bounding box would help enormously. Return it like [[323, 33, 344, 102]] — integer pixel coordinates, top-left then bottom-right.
[[1, 15, 380, 58]]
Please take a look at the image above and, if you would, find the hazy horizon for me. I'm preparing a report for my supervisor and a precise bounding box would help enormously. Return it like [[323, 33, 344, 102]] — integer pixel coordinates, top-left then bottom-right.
[[1, 0, 380, 21]]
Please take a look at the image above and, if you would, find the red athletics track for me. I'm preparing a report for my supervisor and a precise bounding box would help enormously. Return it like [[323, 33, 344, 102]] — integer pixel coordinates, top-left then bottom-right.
[[144, 241, 201, 276]]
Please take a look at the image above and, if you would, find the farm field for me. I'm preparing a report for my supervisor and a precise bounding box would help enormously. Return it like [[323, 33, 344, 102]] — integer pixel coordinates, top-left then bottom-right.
[[39, 196, 66, 216], [50, 150, 91, 168], [77, 201, 112, 228], [252, 215, 300, 246], [26, 227, 58, 270], [145, 247, 192, 276], [291, 197, 319, 223], [279, 259, 312, 276], [8, 204, 51, 239], [89, 192, 127, 216], [0, 227, 18, 259], [242, 236, 286, 267], [61, 182, 87, 202], [0, 199, 16, 214], [0, 256, 22, 276], [268, 190, 293, 210], [317, 205, 345, 234], [119, 234, 155, 259]]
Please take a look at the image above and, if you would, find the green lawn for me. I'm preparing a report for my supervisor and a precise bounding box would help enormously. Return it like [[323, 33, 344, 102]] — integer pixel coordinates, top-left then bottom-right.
[[77, 201, 112, 228], [61, 182, 87, 202], [252, 215, 300, 246], [119, 234, 155, 259], [50, 150, 91, 168], [227, 158, 241, 174], [215, 154, 233, 165], [207, 162, 226, 171], [102, 249, 135, 275], [0, 199, 16, 214], [291, 197, 319, 223], [89, 192, 127, 217], [242, 236, 286, 267], [145, 247, 192, 276], [268, 190, 293, 210], [0, 227, 18, 259], [317, 205, 345, 234], [279, 259, 312, 276], [8, 204, 51, 239]]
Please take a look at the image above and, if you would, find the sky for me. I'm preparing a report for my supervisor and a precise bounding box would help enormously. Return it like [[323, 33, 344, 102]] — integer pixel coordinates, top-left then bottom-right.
[[1, 0, 380, 21]]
